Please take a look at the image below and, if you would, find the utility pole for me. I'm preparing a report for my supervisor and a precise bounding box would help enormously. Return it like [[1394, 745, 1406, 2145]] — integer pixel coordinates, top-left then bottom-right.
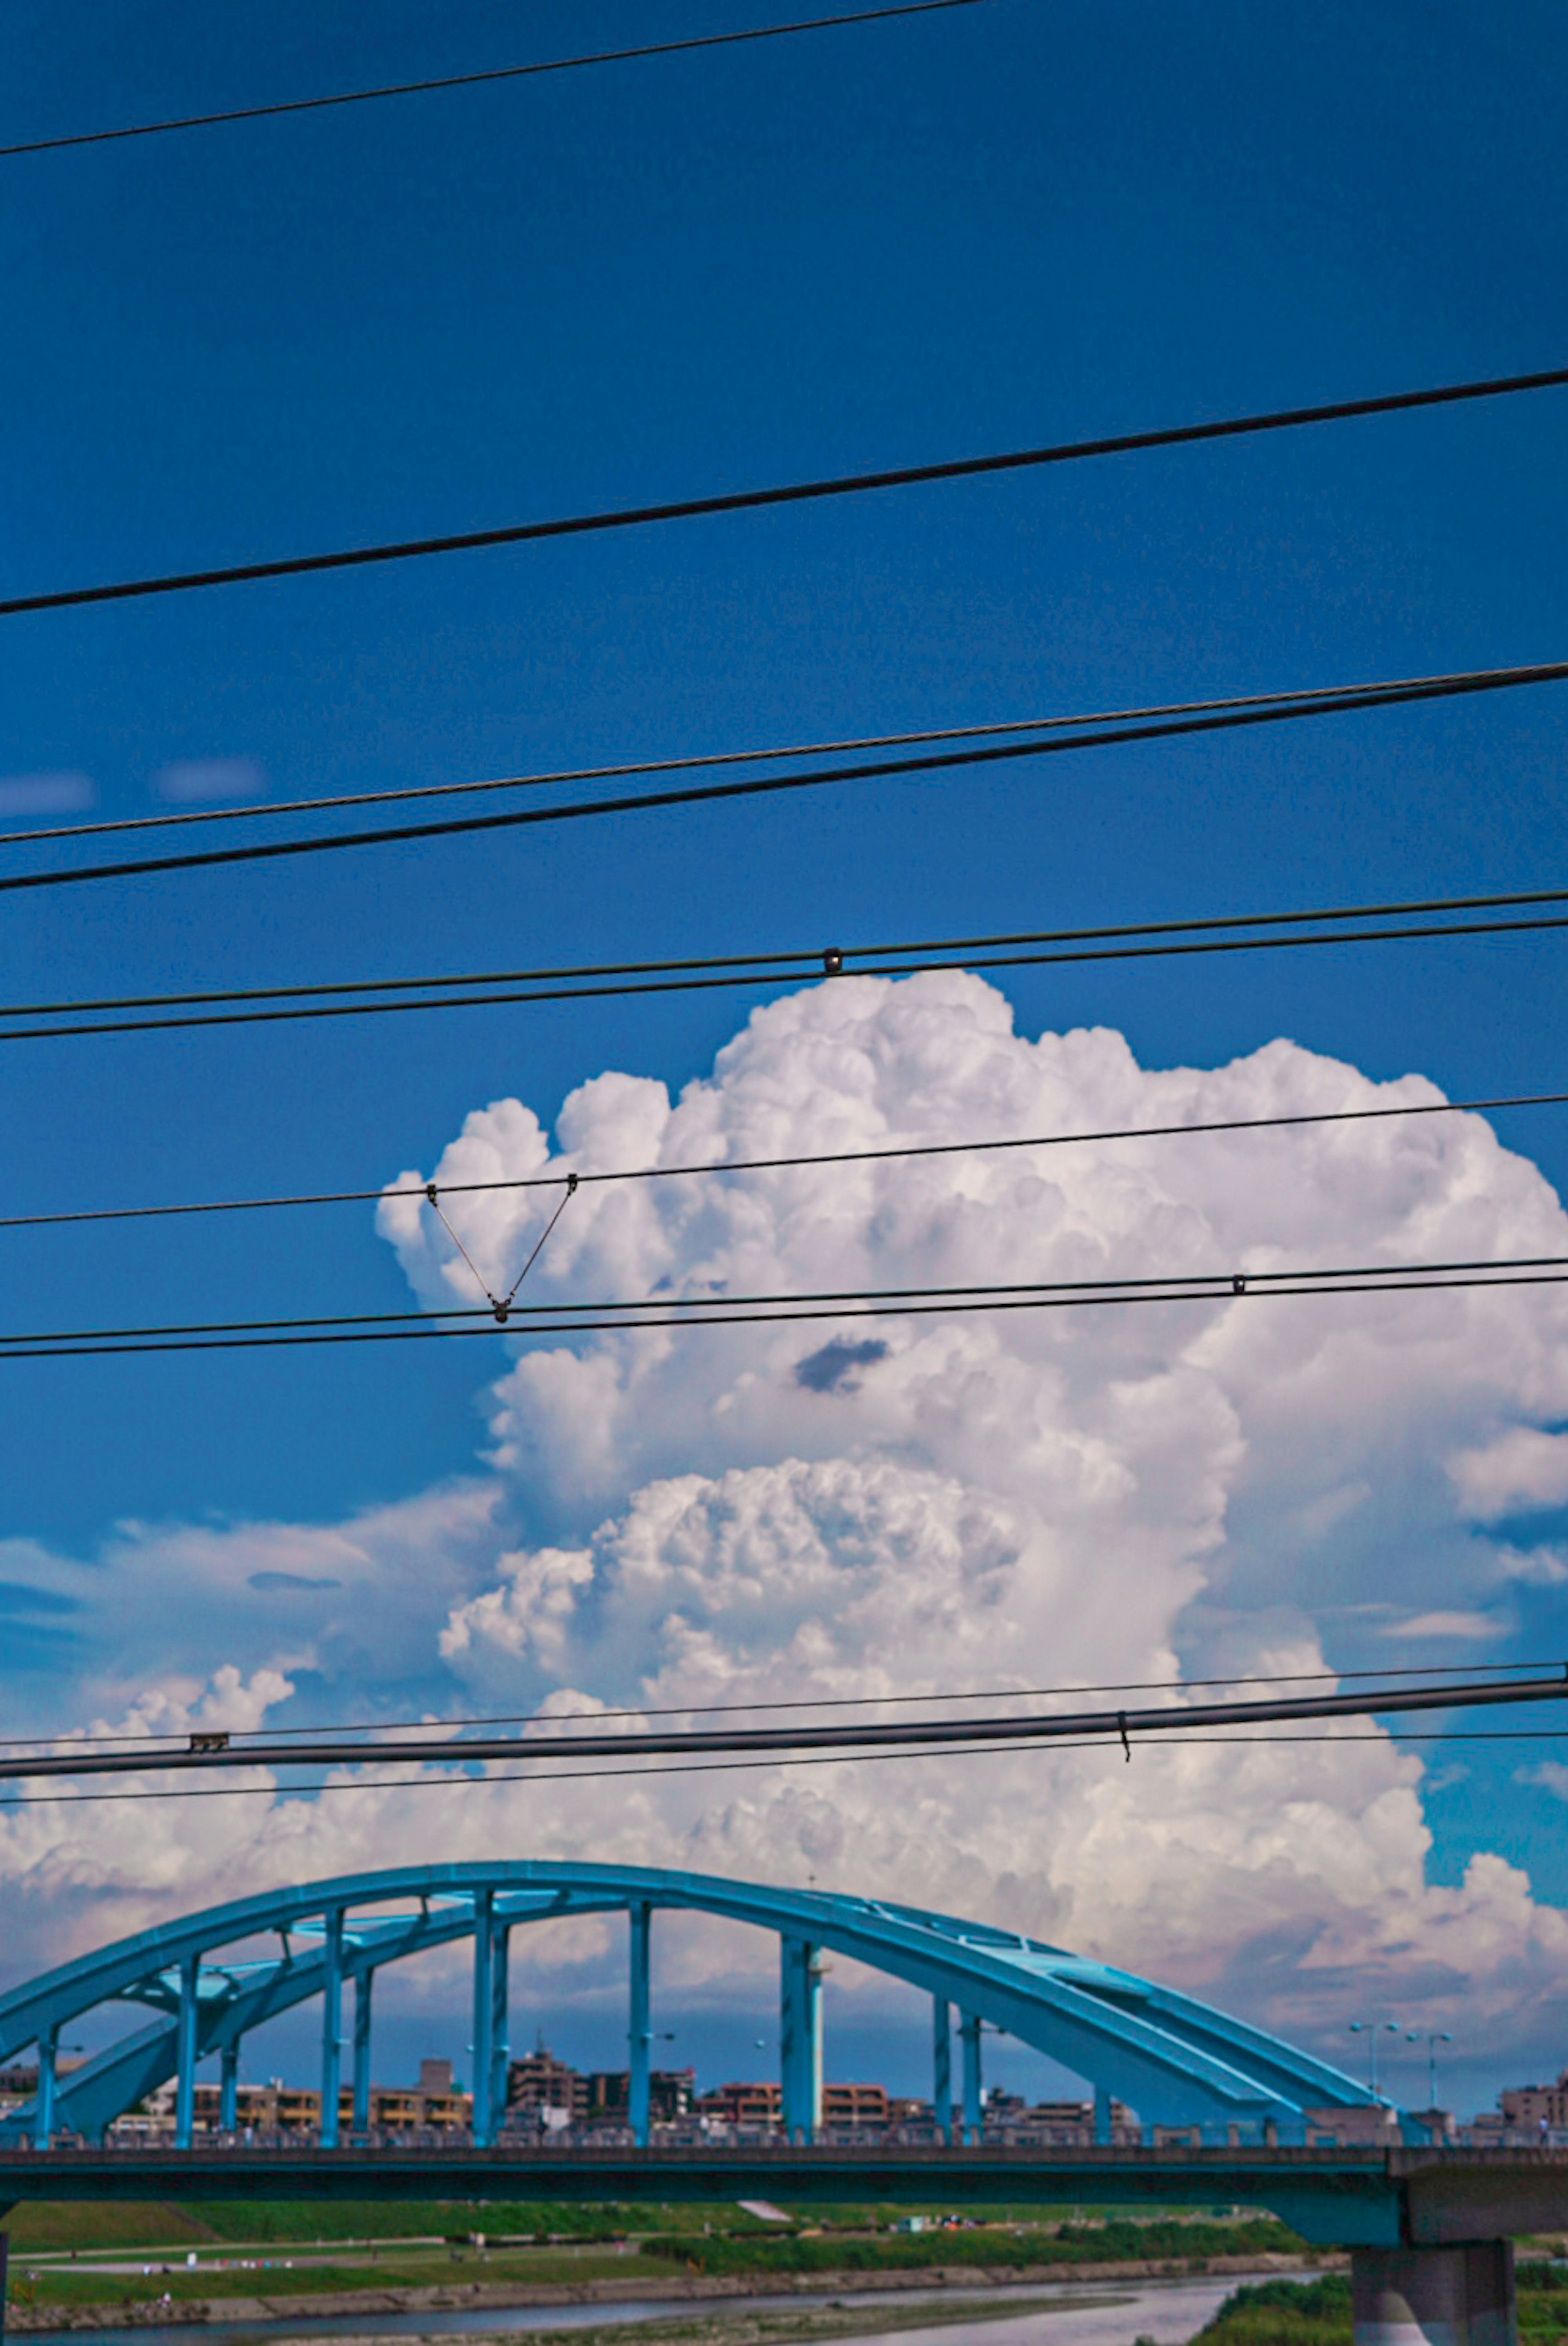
[[1349, 2019, 1401, 2096], [1408, 2030, 1452, 2110]]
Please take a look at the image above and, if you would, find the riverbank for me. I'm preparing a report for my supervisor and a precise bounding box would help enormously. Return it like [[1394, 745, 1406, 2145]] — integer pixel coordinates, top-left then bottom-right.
[[4, 2255, 1339, 2333]]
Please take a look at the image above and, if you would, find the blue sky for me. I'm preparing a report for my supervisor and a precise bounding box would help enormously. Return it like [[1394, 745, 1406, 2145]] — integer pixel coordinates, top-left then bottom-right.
[[5, 0, 1568, 2113]]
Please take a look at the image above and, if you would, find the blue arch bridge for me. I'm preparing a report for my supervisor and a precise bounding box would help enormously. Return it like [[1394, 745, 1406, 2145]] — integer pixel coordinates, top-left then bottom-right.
[[0, 1860, 1382, 2154], [2, 1860, 1565, 2342]]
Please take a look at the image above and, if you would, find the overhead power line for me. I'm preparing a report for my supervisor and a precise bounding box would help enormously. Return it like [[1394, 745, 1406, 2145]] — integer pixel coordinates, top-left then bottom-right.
[[4, 365, 1567, 622], [4, 1724, 1566, 1808], [0, 2, 989, 160], [0, 658, 1563, 895], [7, 880, 1568, 1041], [4, 1081, 1567, 1234], [1, 1660, 1539, 1755], [0, 666, 1526, 851], [6, 1249, 1568, 1357], [2, 1671, 1562, 1783]]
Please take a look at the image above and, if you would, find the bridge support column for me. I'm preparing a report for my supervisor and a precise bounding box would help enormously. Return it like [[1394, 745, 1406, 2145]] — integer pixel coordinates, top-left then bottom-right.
[[959, 2010, 982, 2142], [490, 1925, 511, 2137], [320, 1909, 343, 2149], [175, 1953, 199, 2150], [932, 1999, 952, 2140], [1352, 2244, 1516, 2346], [352, 1970, 373, 2136], [780, 1938, 821, 2143], [1094, 2084, 1112, 2145], [36, 2023, 58, 2148], [219, 2043, 238, 2135], [471, 1889, 495, 2148], [628, 1901, 652, 2147]]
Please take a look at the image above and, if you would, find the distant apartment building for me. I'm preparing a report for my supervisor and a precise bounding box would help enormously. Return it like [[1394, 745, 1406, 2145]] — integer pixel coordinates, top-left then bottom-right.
[[821, 2083, 890, 2126], [502, 2044, 696, 2128], [588, 2067, 696, 2123], [74, 2048, 1167, 2149], [105, 2067, 474, 2143], [0, 2056, 85, 2114], [506, 2042, 590, 2121], [696, 2080, 784, 2125], [1500, 2071, 1568, 2134]]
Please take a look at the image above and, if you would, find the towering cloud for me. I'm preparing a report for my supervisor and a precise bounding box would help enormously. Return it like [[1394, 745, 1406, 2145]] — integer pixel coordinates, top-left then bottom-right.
[[6, 972, 1568, 2071]]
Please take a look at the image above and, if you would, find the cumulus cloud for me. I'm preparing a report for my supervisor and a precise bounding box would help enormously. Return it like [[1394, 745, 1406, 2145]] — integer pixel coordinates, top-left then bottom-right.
[[0, 771, 94, 815], [0, 1481, 508, 1737], [1377, 1611, 1505, 1640], [11, 972, 1568, 2064], [1518, 1762, 1568, 1802], [155, 757, 267, 803], [1450, 1426, 1568, 1520]]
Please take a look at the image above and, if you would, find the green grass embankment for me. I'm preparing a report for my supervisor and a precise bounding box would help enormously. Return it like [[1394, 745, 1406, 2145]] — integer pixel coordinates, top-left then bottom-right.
[[1190, 2276, 1354, 2346], [3, 2199, 781, 2253], [0, 2203, 1310, 2318], [642, 2217, 1305, 2277], [2, 2246, 666, 2315]]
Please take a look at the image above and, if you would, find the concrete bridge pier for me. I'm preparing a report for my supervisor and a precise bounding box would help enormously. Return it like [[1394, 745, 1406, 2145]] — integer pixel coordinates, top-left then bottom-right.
[[219, 2044, 239, 2136], [1352, 2244, 1516, 2346]]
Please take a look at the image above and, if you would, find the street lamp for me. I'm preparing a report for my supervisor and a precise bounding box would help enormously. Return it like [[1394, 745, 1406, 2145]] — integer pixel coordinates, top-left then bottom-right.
[[1407, 2030, 1452, 2110], [1349, 2020, 1401, 2096]]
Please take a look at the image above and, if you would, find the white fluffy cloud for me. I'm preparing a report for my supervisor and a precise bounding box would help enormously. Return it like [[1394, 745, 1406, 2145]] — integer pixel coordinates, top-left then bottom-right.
[[10, 973, 1568, 2068], [1450, 1426, 1568, 1519]]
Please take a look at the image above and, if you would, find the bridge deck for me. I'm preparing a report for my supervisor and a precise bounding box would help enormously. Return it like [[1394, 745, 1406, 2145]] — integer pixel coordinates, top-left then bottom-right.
[[4, 2145, 1568, 2249]]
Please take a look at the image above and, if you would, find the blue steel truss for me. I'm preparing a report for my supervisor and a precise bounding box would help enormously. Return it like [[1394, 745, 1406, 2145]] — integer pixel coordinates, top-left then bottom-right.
[[0, 1862, 1384, 2150]]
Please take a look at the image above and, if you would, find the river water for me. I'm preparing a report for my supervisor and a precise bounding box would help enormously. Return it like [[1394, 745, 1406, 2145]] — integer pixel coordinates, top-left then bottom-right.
[[37, 2272, 1269, 2346]]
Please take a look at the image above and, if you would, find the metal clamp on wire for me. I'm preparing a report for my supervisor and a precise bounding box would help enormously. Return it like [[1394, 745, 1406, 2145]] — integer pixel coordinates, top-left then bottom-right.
[[823, 947, 844, 976]]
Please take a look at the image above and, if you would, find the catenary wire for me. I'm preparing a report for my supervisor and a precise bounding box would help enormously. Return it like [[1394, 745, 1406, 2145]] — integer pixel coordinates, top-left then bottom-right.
[[4, 1672, 1563, 1781], [0, 661, 1551, 851], [4, 1085, 1568, 1236], [0, 2, 989, 160], [1, 1728, 1565, 1809], [12, 1248, 1568, 1351], [16, 909, 1568, 1040], [6, 1257, 1568, 1359], [13, 875, 1568, 1047], [0, 1662, 1542, 1756], [4, 365, 1568, 621], [0, 660, 1564, 898]]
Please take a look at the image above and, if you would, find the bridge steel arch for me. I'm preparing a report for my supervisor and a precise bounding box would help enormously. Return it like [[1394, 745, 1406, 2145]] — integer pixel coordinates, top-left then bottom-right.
[[0, 1863, 1382, 2151]]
